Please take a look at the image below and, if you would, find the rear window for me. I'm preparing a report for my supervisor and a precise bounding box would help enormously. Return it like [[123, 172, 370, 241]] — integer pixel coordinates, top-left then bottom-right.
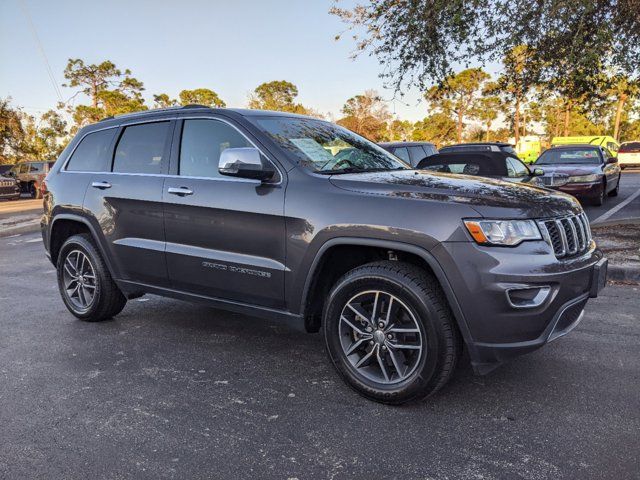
[[66, 128, 117, 172], [619, 142, 640, 153], [113, 122, 170, 174]]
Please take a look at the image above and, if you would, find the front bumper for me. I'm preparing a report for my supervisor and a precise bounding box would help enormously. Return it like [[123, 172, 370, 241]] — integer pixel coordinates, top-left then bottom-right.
[[432, 239, 606, 374], [555, 181, 603, 199]]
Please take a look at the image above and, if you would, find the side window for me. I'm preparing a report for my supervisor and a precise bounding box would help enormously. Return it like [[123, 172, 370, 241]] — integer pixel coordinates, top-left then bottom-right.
[[393, 147, 410, 163], [66, 128, 116, 172], [179, 119, 253, 178], [29, 162, 44, 173], [507, 157, 529, 177], [113, 122, 169, 174], [408, 146, 426, 166], [423, 145, 437, 157]]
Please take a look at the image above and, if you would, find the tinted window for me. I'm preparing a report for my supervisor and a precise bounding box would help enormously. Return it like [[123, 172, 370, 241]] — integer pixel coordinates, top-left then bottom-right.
[[441, 145, 492, 153], [507, 157, 529, 177], [113, 122, 169, 174], [408, 146, 426, 166], [535, 148, 601, 165], [180, 119, 252, 178], [500, 146, 518, 155], [393, 147, 410, 163], [619, 142, 640, 153], [66, 128, 117, 172], [29, 162, 44, 173], [423, 145, 437, 156]]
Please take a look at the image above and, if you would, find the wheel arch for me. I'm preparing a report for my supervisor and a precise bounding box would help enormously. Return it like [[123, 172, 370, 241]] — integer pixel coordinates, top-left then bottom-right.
[[49, 214, 118, 280], [299, 237, 475, 352]]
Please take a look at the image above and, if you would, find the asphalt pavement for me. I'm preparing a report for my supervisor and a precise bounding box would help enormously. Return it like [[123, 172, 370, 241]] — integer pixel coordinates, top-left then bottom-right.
[[1, 232, 638, 479], [584, 169, 640, 223]]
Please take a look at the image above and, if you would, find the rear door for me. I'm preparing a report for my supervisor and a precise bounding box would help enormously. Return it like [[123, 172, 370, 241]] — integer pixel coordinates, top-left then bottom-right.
[[82, 119, 174, 287], [602, 148, 621, 192], [162, 116, 286, 309]]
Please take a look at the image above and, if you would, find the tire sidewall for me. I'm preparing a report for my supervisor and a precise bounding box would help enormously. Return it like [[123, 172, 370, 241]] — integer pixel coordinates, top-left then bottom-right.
[[323, 271, 445, 403], [56, 236, 104, 319]]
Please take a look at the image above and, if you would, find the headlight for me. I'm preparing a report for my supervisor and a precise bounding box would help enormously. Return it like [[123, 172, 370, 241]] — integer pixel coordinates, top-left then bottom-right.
[[464, 219, 542, 246], [568, 174, 600, 183]]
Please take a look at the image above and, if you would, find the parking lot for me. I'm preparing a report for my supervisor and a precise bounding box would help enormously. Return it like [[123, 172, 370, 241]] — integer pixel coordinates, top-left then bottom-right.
[[1, 227, 639, 479]]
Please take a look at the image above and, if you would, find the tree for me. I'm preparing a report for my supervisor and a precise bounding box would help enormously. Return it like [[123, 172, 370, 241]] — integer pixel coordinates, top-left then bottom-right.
[[425, 68, 490, 143], [0, 98, 25, 164], [331, 1, 640, 102], [386, 119, 414, 141], [178, 88, 225, 108], [62, 58, 146, 128], [608, 76, 640, 141], [336, 90, 390, 141], [471, 96, 501, 142], [493, 46, 538, 144], [412, 113, 457, 147], [153, 93, 177, 109], [248, 80, 308, 113], [19, 110, 69, 160]]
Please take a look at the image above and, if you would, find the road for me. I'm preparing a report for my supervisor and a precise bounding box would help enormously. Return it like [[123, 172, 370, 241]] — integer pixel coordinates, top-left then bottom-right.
[[584, 169, 640, 223], [1, 232, 638, 479]]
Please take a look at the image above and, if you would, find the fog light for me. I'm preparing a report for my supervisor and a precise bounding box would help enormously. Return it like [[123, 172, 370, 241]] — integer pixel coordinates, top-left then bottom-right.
[[506, 286, 551, 309]]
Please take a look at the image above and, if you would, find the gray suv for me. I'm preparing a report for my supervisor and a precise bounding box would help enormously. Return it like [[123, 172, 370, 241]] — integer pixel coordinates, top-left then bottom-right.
[[41, 106, 607, 404]]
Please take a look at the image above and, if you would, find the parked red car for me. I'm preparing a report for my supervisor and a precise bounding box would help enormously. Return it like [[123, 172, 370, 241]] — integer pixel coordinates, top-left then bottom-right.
[[534, 145, 621, 206]]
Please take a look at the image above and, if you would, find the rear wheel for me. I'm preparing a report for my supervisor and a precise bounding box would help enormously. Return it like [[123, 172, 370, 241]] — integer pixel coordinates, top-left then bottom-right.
[[323, 261, 460, 404], [591, 181, 605, 206], [56, 234, 126, 321]]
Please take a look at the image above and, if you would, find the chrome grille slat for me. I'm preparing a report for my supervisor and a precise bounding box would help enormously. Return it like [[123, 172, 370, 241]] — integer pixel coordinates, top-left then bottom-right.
[[539, 213, 591, 259]]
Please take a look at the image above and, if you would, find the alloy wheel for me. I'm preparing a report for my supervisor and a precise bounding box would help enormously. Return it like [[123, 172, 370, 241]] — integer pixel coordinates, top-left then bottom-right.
[[62, 250, 97, 311], [338, 290, 424, 385]]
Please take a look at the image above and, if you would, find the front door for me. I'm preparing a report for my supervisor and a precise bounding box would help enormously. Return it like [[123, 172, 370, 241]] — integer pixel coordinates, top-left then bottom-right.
[[82, 120, 173, 287], [163, 117, 286, 309]]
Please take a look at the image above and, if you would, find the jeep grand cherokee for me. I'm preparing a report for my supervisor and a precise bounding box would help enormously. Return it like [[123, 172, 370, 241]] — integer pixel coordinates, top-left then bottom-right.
[[41, 106, 607, 404]]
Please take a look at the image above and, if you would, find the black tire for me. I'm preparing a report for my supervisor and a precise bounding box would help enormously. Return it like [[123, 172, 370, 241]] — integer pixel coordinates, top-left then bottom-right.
[[56, 234, 126, 321], [323, 261, 460, 405], [591, 181, 605, 206], [608, 175, 620, 197]]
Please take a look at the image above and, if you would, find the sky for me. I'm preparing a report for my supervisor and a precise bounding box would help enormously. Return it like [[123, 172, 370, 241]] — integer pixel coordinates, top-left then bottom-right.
[[0, 0, 497, 122]]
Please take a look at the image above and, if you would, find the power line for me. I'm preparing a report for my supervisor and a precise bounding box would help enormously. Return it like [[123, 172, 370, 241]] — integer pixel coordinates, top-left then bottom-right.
[[18, 0, 64, 104]]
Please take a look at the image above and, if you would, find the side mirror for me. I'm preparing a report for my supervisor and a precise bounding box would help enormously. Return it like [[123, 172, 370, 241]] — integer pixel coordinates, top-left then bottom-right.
[[219, 147, 275, 181], [606, 156, 617, 164], [532, 167, 545, 176]]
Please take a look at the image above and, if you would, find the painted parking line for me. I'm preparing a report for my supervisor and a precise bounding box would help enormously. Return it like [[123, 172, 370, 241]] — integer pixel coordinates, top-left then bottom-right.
[[591, 188, 640, 224]]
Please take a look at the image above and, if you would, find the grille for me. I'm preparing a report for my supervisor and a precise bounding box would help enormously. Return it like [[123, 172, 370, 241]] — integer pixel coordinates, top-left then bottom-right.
[[538, 213, 592, 259], [541, 173, 569, 187], [0, 180, 13, 187]]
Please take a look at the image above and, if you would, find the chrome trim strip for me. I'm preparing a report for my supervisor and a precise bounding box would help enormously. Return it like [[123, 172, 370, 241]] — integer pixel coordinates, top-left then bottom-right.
[[505, 286, 551, 309], [566, 218, 578, 254], [554, 219, 567, 257]]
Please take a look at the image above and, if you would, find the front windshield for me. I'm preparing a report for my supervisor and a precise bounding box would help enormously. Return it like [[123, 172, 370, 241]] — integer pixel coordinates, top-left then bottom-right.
[[536, 148, 601, 165], [251, 116, 410, 174]]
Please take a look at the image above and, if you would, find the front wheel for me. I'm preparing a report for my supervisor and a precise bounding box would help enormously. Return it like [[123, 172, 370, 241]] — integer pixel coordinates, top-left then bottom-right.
[[608, 175, 620, 197], [56, 234, 127, 321], [591, 181, 605, 206], [323, 261, 461, 404]]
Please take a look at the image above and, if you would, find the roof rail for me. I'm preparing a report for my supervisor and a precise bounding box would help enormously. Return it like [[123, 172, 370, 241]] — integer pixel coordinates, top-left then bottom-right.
[[99, 104, 213, 122]]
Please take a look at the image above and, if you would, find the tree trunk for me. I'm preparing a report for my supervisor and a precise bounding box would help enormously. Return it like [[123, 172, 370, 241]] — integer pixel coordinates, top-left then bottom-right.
[[457, 110, 463, 143], [563, 100, 572, 137], [514, 96, 521, 145], [485, 123, 490, 142], [522, 109, 527, 137], [613, 95, 626, 141]]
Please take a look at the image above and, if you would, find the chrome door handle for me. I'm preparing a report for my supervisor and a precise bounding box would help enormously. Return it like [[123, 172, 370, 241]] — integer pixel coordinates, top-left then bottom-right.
[[167, 186, 194, 196], [91, 181, 112, 189]]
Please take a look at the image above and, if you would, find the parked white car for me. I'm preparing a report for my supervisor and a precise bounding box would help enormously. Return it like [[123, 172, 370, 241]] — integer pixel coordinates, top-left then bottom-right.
[[618, 141, 640, 169]]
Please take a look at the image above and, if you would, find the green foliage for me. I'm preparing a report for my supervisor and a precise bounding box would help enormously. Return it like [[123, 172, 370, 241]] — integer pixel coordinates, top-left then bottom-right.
[[386, 119, 414, 141], [0, 98, 25, 164], [62, 58, 146, 128], [331, 0, 640, 102], [248, 80, 308, 113], [412, 113, 457, 147], [425, 68, 490, 142], [153, 94, 178, 108], [178, 89, 226, 108], [19, 110, 69, 160], [337, 90, 390, 141]]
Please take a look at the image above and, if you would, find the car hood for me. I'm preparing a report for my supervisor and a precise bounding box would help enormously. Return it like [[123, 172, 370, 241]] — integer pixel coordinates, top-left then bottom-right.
[[329, 170, 582, 219], [535, 163, 601, 176]]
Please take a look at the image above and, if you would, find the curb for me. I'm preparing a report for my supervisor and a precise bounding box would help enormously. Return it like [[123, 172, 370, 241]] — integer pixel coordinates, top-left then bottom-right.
[[608, 264, 640, 284], [0, 220, 41, 238]]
